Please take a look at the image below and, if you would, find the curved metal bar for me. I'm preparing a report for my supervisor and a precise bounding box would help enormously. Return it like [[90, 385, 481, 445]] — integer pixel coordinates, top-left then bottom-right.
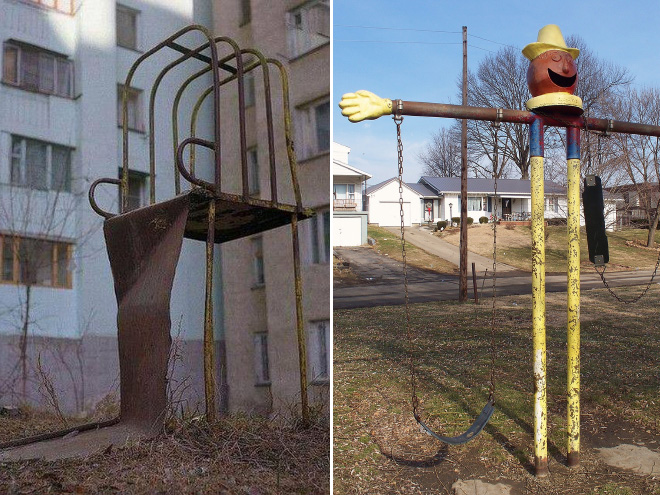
[[267, 58, 303, 212], [122, 24, 215, 212], [89, 178, 122, 220], [415, 397, 495, 445], [171, 50, 243, 194], [176, 137, 216, 191]]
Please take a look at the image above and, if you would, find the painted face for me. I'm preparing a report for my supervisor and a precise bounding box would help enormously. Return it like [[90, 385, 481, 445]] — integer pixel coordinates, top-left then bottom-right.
[[526, 49, 578, 97]]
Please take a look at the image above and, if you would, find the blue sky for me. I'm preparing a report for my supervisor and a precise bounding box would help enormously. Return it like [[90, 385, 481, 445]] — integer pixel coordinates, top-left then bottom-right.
[[333, 0, 660, 185]]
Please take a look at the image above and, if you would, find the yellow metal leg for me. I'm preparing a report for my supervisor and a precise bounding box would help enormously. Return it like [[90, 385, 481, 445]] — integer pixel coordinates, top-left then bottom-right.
[[567, 158, 581, 466], [531, 155, 548, 476]]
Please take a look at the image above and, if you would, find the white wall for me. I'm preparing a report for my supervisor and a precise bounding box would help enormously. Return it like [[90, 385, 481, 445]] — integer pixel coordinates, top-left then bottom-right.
[[368, 181, 422, 226]]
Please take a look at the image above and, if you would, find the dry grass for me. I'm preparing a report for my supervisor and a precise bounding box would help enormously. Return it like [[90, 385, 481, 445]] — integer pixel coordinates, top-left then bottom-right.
[[334, 287, 660, 494], [0, 413, 329, 494], [369, 225, 457, 274], [440, 225, 660, 273]]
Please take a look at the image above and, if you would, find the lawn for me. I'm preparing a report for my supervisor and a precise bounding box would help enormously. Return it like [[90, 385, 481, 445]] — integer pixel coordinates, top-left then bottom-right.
[[440, 225, 660, 273], [368, 225, 457, 274], [334, 287, 660, 494]]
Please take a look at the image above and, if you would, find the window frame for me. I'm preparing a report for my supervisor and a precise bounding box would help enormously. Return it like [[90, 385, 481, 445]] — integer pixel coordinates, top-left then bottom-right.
[[247, 146, 259, 196], [118, 169, 148, 212], [308, 320, 329, 384], [252, 236, 265, 287], [117, 84, 144, 132], [2, 42, 74, 98], [116, 4, 140, 51], [0, 234, 73, 289], [295, 96, 330, 161], [18, 0, 73, 15], [308, 209, 329, 265], [467, 196, 482, 212], [286, 0, 330, 59], [253, 332, 270, 386], [10, 135, 73, 192]]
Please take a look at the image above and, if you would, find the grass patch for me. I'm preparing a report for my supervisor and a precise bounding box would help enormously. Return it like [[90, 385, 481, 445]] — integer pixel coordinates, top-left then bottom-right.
[[368, 225, 457, 273], [334, 287, 660, 494], [440, 225, 660, 273]]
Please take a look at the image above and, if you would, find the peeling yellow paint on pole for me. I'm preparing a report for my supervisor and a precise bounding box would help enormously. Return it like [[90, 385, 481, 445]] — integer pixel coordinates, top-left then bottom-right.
[[531, 155, 548, 476], [567, 157, 581, 466]]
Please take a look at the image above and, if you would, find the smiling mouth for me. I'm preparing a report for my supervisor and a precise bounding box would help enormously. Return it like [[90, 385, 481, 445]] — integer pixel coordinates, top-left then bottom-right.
[[548, 69, 576, 88]]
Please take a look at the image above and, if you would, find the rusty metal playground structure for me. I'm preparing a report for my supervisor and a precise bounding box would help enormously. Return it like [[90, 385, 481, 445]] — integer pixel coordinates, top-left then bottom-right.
[[0, 25, 313, 457]]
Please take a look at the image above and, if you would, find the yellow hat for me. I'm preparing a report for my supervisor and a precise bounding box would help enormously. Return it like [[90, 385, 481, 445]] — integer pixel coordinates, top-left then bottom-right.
[[522, 24, 579, 61]]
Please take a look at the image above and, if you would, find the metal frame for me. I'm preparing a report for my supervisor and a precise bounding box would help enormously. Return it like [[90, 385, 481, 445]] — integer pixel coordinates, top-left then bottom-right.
[[89, 25, 312, 425]]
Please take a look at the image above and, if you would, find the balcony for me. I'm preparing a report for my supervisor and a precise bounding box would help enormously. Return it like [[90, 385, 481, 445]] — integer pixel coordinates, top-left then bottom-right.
[[334, 198, 357, 210]]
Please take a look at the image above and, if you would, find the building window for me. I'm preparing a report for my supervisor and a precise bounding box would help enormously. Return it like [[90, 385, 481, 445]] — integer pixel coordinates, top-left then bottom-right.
[[295, 98, 330, 160], [308, 320, 329, 383], [247, 147, 259, 195], [545, 196, 559, 213], [0, 235, 72, 289], [116, 4, 139, 50], [2, 42, 73, 98], [467, 197, 482, 211], [117, 85, 144, 132], [253, 333, 270, 385], [244, 71, 256, 107], [239, 0, 251, 26], [11, 136, 72, 192], [119, 170, 148, 212], [308, 210, 330, 264], [252, 236, 264, 286], [286, 0, 329, 58], [21, 0, 73, 14]]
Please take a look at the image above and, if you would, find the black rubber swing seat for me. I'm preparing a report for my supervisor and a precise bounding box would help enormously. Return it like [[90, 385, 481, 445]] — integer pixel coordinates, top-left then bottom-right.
[[414, 397, 495, 445]]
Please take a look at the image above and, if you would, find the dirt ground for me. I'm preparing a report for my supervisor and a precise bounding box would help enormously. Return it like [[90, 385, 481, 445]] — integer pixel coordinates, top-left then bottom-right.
[[333, 287, 660, 495], [0, 412, 330, 494]]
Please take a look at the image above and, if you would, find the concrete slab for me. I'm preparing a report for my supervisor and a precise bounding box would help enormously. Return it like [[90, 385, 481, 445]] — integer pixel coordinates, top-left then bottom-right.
[[597, 444, 660, 475], [0, 424, 144, 462], [453, 479, 512, 495]]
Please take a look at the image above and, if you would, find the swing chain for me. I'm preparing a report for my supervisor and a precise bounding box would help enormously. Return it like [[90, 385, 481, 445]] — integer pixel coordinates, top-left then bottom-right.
[[394, 115, 419, 416], [596, 253, 660, 304]]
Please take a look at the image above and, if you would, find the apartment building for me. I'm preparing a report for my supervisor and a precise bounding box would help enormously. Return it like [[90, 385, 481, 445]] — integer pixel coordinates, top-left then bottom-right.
[[0, 0, 217, 412], [213, 0, 330, 415]]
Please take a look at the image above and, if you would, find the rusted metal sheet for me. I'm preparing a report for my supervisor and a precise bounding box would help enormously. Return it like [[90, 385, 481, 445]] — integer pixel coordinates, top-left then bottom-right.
[[104, 194, 190, 432]]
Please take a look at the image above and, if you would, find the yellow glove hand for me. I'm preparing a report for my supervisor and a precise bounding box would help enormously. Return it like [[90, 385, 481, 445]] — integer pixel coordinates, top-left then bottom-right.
[[338, 90, 392, 123]]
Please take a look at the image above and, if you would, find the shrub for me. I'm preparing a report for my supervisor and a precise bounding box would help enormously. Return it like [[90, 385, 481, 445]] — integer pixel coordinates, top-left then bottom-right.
[[546, 217, 567, 226], [467, 217, 474, 225], [479, 216, 489, 224], [451, 217, 461, 225], [437, 220, 447, 230]]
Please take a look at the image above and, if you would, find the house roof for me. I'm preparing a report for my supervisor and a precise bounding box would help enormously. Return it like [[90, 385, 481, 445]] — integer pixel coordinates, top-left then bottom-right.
[[333, 160, 372, 179], [366, 177, 423, 196], [419, 176, 566, 195], [406, 182, 437, 197]]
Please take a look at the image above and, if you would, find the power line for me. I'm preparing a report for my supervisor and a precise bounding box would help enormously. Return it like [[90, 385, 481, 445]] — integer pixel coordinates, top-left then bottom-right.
[[334, 39, 461, 45], [334, 24, 518, 51], [334, 24, 461, 34]]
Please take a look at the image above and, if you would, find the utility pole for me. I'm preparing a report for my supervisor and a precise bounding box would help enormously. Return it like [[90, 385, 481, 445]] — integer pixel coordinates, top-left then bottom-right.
[[459, 25, 468, 302]]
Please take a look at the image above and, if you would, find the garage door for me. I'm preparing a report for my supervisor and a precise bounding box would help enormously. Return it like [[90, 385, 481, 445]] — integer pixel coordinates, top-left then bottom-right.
[[333, 216, 363, 246], [378, 201, 411, 227]]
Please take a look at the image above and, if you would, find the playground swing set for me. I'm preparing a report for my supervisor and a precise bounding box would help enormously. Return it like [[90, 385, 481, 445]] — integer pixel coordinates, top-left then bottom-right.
[[0, 25, 314, 459], [340, 24, 660, 476]]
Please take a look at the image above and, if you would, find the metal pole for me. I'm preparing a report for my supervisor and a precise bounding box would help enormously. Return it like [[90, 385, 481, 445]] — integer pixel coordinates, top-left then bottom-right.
[[566, 127, 581, 467], [204, 200, 217, 421], [459, 26, 468, 302], [472, 262, 479, 304], [530, 116, 548, 477], [291, 215, 309, 425]]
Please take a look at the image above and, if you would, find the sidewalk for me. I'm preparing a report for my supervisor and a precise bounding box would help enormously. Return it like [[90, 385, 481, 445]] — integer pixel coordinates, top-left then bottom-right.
[[384, 226, 519, 274]]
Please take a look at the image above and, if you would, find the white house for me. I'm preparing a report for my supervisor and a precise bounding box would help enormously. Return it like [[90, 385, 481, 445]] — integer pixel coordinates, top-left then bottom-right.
[[367, 176, 570, 226], [333, 142, 371, 246]]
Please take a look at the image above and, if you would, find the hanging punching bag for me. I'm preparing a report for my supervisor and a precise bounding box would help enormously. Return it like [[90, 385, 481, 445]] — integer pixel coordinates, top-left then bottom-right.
[[582, 175, 609, 265]]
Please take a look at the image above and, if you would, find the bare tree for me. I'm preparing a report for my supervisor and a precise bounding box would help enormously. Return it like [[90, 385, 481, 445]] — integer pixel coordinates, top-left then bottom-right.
[[609, 87, 660, 246], [438, 39, 633, 181], [418, 127, 461, 177], [0, 138, 100, 408]]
